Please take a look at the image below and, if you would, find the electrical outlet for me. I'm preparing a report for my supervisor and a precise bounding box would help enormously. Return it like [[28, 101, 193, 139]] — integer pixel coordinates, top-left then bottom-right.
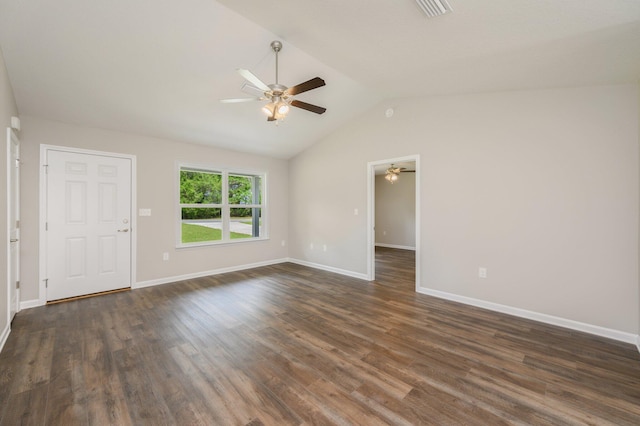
[[309, 243, 314, 250], [323, 244, 327, 252], [478, 267, 487, 278], [354, 208, 359, 216], [281, 240, 286, 247], [139, 208, 151, 216], [163, 252, 169, 261]]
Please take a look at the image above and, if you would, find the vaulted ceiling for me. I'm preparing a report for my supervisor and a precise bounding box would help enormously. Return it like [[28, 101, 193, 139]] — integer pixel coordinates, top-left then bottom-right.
[[1, 0, 639, 158]]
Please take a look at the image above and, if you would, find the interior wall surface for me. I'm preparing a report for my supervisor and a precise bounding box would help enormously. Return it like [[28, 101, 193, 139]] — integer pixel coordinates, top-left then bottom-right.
[[375, 173, 416, 248], [289, 84, 639, 334], [19, 116, 289, 303]]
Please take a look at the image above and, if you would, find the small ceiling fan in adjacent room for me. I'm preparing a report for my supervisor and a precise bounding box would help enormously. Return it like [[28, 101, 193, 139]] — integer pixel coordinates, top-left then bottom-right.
[[385, 164, 415, 184], [221, 40, 327, 122]]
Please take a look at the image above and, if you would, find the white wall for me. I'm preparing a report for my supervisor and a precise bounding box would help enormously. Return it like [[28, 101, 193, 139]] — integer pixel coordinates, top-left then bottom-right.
[[19, 116, 289, 303], [289, 84, 639, 336], [0, 47, 19, 347], [375, 173, 415, 249]]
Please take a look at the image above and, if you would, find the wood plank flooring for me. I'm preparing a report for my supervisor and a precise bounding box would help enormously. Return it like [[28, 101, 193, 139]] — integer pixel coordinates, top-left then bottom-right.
[[1, 247, 640, 425]]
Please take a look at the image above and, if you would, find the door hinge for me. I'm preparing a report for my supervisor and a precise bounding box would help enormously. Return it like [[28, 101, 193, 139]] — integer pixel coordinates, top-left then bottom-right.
[[43, 164, 49, 174], [45, 222, 48, 231], [16, 280, 20, 289], [44, 278, 48, 288], [15, 220, 19, 229]]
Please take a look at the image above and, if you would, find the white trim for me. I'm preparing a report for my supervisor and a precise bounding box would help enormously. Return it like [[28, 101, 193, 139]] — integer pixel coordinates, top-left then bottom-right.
[[6, 129, 21, 332], [20, 299, 45, 310], [367, 155, 420, 291], [20, 259, 289, 307], [287, 258, 369, 281], [39, 144, 137, 304], [0, 323, 9, 353], [5, 129, 9, 329], [134, 258, 288, 289], [418, 286, 639, 345], [375, 243, 416, 251], [636, 335, 640, 354]]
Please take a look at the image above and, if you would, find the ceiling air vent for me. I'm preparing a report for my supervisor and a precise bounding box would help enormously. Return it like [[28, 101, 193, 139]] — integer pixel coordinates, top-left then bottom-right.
[[416, 0, 453, 18]]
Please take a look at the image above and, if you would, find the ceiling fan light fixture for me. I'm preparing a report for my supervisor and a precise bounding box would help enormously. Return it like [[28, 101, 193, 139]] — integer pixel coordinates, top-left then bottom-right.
[[277, 102, 290, 115], [385, 164, 400, 184], [261, 103, 275, 116]]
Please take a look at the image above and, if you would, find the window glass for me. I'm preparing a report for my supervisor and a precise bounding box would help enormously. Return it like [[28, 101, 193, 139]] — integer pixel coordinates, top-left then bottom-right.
[[179, 166, 265, 246], [229, 175, 261, 205], [181, 208, 222, 243], [230, 207, 262, 239], [180, 169, 222, 204]]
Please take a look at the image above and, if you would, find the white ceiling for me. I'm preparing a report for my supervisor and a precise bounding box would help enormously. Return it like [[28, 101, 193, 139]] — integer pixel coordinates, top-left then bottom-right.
[[1, 0, 639, 159]]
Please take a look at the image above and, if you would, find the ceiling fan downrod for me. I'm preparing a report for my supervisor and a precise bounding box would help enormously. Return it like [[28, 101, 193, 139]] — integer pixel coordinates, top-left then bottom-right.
[[271, 40, 282, 85]]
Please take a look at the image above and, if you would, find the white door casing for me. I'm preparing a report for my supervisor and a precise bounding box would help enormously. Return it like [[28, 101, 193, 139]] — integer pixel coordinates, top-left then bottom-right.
[[45, 149, 133, 301], [7, 128, 20, 321], [367, 155, 420, 290]]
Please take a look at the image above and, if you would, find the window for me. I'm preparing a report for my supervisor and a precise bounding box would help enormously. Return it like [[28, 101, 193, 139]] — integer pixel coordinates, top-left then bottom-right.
[[179, 165, 265, 246]]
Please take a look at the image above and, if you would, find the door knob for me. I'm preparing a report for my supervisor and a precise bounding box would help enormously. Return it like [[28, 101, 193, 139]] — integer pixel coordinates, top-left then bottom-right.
[[117, 229, 129, 233], [10, 238, 18, 243]]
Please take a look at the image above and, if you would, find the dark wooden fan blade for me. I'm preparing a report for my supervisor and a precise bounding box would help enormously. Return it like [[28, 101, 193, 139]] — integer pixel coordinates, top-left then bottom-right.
[[285, 77, 325, 96], [267, 115, 276, 122], [291, 100, 326, 115]]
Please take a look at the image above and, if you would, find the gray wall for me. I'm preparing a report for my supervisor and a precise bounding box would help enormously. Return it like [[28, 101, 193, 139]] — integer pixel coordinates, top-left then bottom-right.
[[289, 84, 639, 335], [18, 116, 289, 303], [375, 173, 415, 249], [0, 47, 19, 343]]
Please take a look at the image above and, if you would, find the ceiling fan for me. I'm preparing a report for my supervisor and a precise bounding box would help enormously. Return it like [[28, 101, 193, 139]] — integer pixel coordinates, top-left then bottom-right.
[[385, 164, 415, 184], [221, 40, 327, 122]]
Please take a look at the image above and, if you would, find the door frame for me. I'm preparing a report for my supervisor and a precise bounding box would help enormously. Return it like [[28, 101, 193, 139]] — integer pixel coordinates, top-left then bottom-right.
[[6, 128, 20, 322], [39, 144, 137, 305], [366, 154, 420, 290]]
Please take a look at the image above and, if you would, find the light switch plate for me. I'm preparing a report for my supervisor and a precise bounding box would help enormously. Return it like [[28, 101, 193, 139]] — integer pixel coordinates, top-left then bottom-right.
[[139, 209, 151, 216]]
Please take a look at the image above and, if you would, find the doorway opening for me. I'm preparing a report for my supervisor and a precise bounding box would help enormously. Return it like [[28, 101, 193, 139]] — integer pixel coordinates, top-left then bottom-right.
[[367, 155, 420, 290]]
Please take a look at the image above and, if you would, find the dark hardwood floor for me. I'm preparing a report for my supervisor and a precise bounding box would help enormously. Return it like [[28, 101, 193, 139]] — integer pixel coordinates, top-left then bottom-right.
[[1, 248, 640, 425]]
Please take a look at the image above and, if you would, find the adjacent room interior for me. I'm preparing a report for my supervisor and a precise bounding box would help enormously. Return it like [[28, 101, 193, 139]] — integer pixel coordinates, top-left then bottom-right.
[[0, 0, 639, 423]]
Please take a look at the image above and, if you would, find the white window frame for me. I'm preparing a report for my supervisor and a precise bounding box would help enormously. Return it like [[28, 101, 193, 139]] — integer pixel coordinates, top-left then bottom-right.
[[176, 162, 267, 248]]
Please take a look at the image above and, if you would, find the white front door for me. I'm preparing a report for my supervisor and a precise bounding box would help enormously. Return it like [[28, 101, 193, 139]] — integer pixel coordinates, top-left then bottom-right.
[[46, 149, 132, 301], [7, 129, 20, 320]]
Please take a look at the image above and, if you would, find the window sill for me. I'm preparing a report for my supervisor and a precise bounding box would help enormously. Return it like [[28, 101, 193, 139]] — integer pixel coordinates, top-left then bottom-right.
[[176, 237, 270, 249]]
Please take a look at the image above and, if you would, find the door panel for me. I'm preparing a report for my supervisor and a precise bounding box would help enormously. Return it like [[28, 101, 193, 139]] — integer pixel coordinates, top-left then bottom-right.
[[47, 150, 132, 301], [8, 129, 20, 321]]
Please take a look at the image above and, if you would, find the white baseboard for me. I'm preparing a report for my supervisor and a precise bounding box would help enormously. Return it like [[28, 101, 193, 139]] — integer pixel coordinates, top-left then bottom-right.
[[134, 258, 289, 289], [0, 324, 10, 354], [287, 258, 369, 281], [375, 243, 416, 251], [417, 287, 639, 346], [20, 299, 45, 310]]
